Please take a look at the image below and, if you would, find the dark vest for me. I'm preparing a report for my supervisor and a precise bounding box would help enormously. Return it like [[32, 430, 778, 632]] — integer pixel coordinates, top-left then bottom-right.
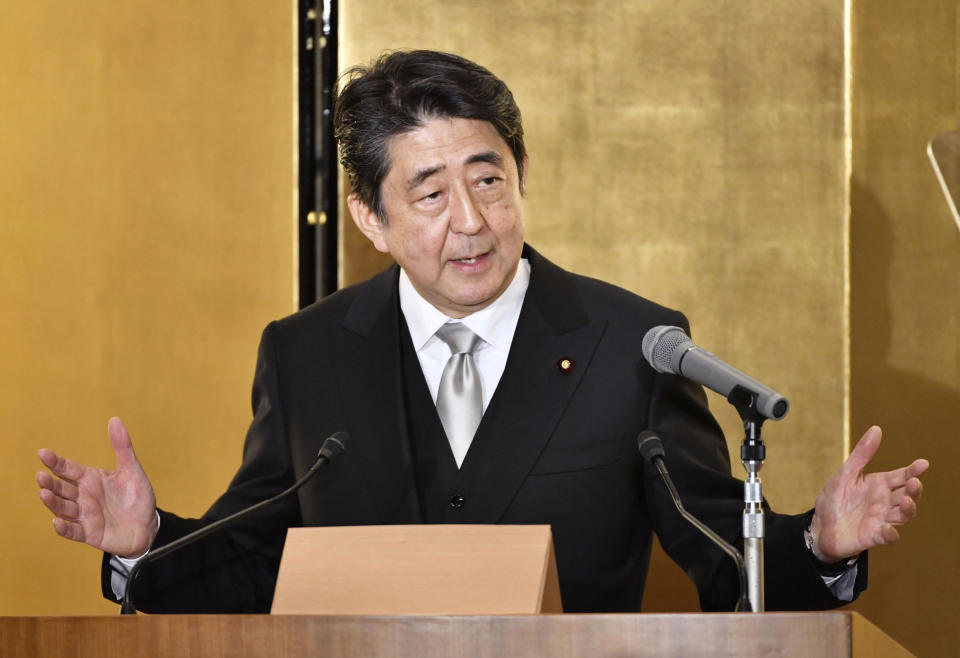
[[399, 316, 488, 523]]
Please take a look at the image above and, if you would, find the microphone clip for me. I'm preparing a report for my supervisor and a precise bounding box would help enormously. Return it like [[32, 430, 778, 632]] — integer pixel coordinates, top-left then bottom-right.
[[727, 385, 768, 463]]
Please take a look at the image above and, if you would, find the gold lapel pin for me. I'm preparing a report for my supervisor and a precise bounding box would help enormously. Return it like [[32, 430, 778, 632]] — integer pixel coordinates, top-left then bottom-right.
[[557, 357, 574, 373]]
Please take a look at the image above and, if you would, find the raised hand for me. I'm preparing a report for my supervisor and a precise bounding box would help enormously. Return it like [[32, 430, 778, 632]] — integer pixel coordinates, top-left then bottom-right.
[[809, 425, 928, 563], [37, 417, 158, 559]]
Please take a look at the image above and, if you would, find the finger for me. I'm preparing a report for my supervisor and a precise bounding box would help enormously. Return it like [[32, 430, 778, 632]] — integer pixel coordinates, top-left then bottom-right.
[[903, 476, 923, 501], [108, 417, 139, 470], [886, 496, 918, 524], [36, 471, 80, 501], [38, 488, 81, 520], [841, 426, 882, 476], [37, 449, 86, 482], [37, 448, 57, 469], [889, 478, 923, 507], [52, 517, 87, 543], [879, 523, 900, 545], [884, 460, 930, 489], [908, 458, 930, 478]]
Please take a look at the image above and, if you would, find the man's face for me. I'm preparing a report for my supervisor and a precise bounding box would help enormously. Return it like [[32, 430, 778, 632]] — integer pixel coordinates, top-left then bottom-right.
[[349, 117, 526, 318]]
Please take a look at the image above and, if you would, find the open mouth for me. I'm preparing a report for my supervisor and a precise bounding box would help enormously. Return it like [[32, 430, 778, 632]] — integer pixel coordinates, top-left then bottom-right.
[[450, 250, 491, 266]]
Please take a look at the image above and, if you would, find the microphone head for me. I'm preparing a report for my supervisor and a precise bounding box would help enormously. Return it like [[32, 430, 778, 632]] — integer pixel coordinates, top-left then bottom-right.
[[318, 431, 350, 462], [642, 325, 692, 374], [636, 430, 665, 464]]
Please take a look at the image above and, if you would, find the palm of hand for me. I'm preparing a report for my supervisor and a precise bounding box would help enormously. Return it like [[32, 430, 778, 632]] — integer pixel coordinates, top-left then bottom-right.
[[815, 470, 900, 561], [811, 426, 927, 563], [77, 462, 157, 557], [38, 417, 158, 559]]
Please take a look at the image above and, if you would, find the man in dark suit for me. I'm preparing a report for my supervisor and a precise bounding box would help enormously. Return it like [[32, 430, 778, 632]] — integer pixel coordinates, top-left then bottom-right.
[[37, 50, 928, 614]]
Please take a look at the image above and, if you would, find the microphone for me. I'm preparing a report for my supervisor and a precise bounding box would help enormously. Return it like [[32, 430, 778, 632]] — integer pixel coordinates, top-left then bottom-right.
[[637, 431, 752, 613], [641, 325, 789, 421], [120, 431, 350, 614]]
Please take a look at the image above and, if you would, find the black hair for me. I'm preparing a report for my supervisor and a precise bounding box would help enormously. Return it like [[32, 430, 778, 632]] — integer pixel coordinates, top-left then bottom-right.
[[333, 50, 526, 220]]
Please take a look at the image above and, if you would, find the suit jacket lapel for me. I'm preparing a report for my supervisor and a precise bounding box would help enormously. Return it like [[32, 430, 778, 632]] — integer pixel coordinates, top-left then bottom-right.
[[332, 265, 422, 524], [460, 246, 607, 522]]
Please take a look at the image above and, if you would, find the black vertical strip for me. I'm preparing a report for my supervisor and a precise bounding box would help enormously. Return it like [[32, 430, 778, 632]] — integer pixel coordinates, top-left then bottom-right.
[[297, 0, 318, 308], [317, 0, 339, 298]]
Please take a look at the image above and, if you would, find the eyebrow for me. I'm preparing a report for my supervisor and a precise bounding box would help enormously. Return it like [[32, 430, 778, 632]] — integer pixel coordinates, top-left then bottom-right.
[[407, 165, 445, 191], [465, 150, 503, 168], [405, 151, 505, 191]]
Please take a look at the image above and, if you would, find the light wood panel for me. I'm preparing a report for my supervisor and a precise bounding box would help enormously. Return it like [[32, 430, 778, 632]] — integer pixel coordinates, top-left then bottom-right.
[[272, 525, 561, 614]]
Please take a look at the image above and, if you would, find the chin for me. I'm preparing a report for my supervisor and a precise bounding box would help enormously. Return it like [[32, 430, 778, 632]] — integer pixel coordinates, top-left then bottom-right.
[[443, 291, 496, 314]]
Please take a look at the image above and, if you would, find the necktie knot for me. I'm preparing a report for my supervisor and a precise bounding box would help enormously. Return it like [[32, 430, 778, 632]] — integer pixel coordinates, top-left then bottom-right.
[[435, 322, 481, 356]]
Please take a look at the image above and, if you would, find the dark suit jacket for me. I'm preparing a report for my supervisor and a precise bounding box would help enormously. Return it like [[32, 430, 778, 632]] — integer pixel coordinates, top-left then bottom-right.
[[104, 245, 865, 612]]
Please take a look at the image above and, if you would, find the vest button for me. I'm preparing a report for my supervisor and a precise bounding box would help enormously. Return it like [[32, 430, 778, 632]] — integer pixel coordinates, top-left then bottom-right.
[[449, 495, 465, 509]]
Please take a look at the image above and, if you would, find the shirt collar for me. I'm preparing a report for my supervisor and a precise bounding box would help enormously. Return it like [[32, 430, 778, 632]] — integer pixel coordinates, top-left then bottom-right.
[[399, 258, 531, 354]]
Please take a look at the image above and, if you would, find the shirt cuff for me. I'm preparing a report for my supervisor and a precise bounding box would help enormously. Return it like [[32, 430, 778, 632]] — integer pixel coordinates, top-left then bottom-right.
[[108, 510, 160, 599], [821, 563, 859, 602]]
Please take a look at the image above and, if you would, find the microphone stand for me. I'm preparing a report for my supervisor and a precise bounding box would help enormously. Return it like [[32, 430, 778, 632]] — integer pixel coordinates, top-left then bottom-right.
[[638, 432, 752, 612], [727, 385, 767, 613]]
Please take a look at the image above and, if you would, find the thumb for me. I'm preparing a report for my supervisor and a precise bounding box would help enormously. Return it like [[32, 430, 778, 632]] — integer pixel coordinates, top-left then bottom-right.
[[108, 416, 139, 470], [842, 425, 882, 476]]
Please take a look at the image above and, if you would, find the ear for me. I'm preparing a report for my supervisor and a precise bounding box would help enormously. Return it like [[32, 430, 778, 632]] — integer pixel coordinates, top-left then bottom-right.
[[347, 193, 390, 253], [519, 154, 530, 193]]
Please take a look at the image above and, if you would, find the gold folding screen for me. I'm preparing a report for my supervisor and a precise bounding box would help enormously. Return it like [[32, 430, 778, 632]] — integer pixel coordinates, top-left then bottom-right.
[[1, 2, 954, 655], [340, 0, 846, 535], [341, 3, 959, 653], [0, 2, 295, 614], [848, 3, 960, 657]]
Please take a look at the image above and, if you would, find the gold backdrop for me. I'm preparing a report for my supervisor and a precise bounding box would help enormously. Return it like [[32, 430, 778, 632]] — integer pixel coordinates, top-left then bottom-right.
[[848, 3, 960, 657], [341, 2, 959, 654], [0, 2, 295, 614], [340, 0, 847, 617], [2, 1, 955, 655]]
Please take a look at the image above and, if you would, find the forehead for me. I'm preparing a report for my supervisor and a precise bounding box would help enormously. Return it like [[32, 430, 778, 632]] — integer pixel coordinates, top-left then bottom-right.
[[384, 117, 512, 181]]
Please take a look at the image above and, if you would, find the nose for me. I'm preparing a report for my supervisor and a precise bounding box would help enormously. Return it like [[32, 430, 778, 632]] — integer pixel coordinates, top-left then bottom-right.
[[449, 187, 485, 235]]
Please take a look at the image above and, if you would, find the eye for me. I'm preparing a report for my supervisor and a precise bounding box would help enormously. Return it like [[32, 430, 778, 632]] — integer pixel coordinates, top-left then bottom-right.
[[420, 190, 442, 202], [477, 176, 502, 188]]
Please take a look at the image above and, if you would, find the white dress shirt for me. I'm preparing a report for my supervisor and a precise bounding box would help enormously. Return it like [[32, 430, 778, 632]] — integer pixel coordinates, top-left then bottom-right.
[[398, 258, 530, 466]]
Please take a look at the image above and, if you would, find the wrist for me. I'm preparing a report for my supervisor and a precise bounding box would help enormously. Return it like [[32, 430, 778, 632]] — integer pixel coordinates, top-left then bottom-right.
[[804, 515, 858, 575], [805, 512, 828, 562], [148, 508, 160, 543], [118, 509, 160, 560]]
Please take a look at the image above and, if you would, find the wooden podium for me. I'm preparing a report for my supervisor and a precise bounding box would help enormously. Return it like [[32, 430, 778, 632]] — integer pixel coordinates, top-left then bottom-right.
[[3, 526, 912, 655], [0, 612, 913, 656]]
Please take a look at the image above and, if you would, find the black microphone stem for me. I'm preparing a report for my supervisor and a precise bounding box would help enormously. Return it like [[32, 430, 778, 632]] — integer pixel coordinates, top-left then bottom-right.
[[120, 432, 348, 615], [651, 456, 752, 613], [638, 432, 752, 613]]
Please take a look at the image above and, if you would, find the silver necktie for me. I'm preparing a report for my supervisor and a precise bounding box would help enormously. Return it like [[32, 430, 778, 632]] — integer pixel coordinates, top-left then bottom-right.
[[434, 323, 483, 466]]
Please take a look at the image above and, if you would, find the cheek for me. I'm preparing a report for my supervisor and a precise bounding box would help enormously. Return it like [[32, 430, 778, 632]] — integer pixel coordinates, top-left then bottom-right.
[[488, 201, 524, 237], [399, 221, 448, 263]]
